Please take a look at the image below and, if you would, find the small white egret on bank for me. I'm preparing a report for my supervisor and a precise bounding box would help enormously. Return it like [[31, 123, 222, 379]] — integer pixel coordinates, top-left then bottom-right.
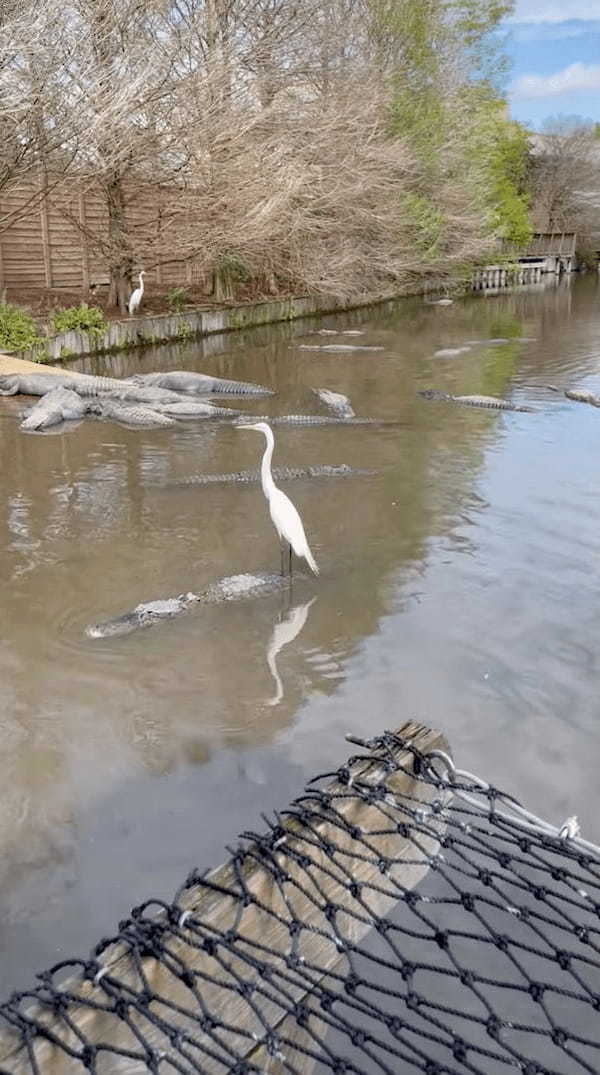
[[236, 421, 319, 577], [128, 270, 146, 316]]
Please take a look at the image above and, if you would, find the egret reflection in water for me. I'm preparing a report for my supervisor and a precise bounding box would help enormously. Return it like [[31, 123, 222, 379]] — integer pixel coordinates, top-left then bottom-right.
[[266, 597, 317, 706]]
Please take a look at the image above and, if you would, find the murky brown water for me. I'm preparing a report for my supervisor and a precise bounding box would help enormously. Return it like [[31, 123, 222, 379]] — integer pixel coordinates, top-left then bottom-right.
[[2, 275, 600, 992]]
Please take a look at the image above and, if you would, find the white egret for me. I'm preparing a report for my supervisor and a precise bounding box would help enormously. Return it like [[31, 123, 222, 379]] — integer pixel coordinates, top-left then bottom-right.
[[128, 270, 146, 316], [236, 421, 319, 577]]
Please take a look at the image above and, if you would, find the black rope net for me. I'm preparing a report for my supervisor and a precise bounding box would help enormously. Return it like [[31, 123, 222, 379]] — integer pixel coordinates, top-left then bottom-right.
[[1, 728, 599, 1075]]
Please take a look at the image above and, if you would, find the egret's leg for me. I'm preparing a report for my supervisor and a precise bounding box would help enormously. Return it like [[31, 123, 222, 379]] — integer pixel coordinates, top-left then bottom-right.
[[280, 541, 286, 577], [288, 544, 293, 577]]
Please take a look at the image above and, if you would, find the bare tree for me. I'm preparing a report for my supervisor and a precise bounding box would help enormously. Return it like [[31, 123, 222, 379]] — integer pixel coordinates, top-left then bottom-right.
[[0, 0, 527, 306], [528, 120, 600, 251]]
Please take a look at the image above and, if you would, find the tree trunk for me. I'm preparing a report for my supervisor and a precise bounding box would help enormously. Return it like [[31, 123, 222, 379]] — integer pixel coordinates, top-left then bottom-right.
[[105, 173, 133, 312]]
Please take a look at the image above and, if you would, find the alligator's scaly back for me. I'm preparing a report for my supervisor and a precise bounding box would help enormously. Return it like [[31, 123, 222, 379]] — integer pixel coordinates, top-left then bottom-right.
[[89, 400, 177, 427], [564, 388, 600, 408], [140, 400, 240, 419], [86, 573, 299, 639], [417, 389, 534, 413], [298, 344, 384, 353], [132, 371, 273, 396], [238, 414, 390, 426], [168, 463, 376, 486]]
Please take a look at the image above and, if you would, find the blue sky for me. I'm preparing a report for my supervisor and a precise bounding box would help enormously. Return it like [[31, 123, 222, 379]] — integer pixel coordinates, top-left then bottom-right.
[[504, 2, 600, 128]]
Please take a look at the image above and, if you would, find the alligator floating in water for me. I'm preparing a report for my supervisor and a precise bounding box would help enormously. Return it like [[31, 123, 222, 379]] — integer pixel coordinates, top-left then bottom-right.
[[433, 347, 471, 358], [20, 387, 89, 431], [130, 371, 273, 396], [417, 389, 534, 413], [86, 573, 305, 639], [297, 344, 384, 353], [547, 385, 600, 408], [169, 463, 376, 487], [316, 329, 364, 336], [238, 413, 391, 427], [312, 388, 355, 417]]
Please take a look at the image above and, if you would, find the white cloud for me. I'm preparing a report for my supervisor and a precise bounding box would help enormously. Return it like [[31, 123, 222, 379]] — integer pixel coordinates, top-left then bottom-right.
[[512, 19, 600, 41], [510, 62, 600, 99], [509, 1, 600, 21]]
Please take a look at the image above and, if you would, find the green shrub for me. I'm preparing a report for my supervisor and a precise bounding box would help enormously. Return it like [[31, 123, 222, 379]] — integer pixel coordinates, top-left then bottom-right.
[[50, 303, 107, 338], [166, 287, 190, 312], [401, 193, 445, 257], [0, 304, 43, 352], [216, 252, 252, 283]]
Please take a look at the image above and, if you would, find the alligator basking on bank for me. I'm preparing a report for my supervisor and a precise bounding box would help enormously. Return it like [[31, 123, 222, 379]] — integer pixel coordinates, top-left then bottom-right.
[[20, 389, 240, 430], [87, 399, 178, 427], [86, 572, 307, 639], [130, 371, 273, 396], [1, 371, 208, 406], [20, 387, 89, 431], [169, 463, 376, 487], [417, 389, 534, 413], [0, 370, 271, 402]]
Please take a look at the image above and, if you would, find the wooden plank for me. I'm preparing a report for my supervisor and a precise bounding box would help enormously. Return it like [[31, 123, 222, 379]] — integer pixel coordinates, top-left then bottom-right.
[[0, 212, 5, 293], [39, 178, 53, 288], [0, 722, 448, 1074]]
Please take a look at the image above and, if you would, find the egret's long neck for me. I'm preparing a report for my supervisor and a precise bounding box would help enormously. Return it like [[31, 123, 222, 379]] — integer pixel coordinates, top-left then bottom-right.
[[260, 428, 276, 499]]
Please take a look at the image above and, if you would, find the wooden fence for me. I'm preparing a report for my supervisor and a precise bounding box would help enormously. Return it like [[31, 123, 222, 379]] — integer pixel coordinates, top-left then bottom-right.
[[0, 177, 202, 294]]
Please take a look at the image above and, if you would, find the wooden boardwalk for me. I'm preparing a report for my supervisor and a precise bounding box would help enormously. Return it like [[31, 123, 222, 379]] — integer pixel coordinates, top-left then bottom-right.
[[473, 231, 577, 291]]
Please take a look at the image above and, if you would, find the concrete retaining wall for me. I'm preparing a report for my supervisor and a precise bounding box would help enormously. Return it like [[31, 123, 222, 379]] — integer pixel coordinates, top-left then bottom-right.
[[18, 293, 395, 364]]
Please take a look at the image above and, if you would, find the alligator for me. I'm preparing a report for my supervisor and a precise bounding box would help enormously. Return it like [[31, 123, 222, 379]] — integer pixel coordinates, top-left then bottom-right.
[[237, 414, 392, 426], [316, 329, 364, 336], [130, 371, 273, 396], [547, 385, 600, 408], [84, 383, 194, 405], [20, 387, 89, 431], [16, 388, 239, 431], [169, 463, 376, 486], [0, 372, 85, 397], [312, 388, 355, 418], [563, 388, 600, 407], [88, 399, 177, 427], [137, 399, 240, 419], [86, 572, 307, 639], [0, 371, 261, 407], [466, 338, 537, 346], [417, 389, 534, 413], [297, 344, 384, 353], [433, 347, 471, 358], [0, 371, 185, 405]]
